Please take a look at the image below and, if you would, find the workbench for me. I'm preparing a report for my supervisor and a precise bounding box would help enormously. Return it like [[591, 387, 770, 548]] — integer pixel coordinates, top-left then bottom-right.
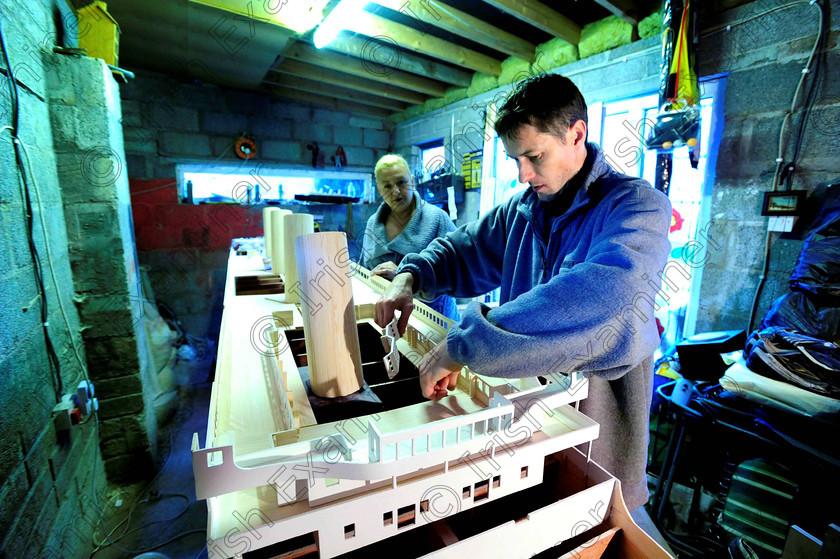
[[192, 241, 674, 559]]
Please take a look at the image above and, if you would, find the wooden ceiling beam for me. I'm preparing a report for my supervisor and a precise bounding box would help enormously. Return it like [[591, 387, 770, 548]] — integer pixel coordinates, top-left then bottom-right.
[[480, 0, 581, 45], [282, 42, 449, 97], [187, 0, 328, 33], [368, 0, 536, 61], [270, 60, 427, 105], [262, 85, 393, 118], [264, 75, 408, 112], [592, 0, 639, 25], [344, 10, 502, 76], [325, 34, 472, 87]]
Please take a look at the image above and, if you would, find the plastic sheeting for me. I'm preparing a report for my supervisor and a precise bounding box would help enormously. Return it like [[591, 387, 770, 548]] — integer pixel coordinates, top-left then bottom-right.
[[762, 292, 840, 342], [745, 327, 840, 398], [789, 202, 840, 301], [722, 356, 840, 417]]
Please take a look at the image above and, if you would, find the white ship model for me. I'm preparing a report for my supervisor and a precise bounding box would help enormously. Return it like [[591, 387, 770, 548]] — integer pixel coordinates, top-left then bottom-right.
[[192, 231, 670, 559]]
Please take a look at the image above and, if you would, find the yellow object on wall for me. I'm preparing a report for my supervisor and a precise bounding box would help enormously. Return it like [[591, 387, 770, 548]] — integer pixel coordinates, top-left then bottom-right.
[[76, 1, 120, 66], [462, 150, 482, 190]]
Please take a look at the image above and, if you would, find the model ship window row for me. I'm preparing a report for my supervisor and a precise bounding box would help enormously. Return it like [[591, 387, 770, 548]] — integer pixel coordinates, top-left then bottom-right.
[[413, 304, 452, 330], [365, 476, 506, 538], [371, 412, 514, 462]]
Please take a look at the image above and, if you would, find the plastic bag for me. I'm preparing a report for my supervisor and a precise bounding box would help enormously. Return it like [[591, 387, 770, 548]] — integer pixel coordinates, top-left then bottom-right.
[[762, 292, 840, 342], [789, 202, 840, 302]]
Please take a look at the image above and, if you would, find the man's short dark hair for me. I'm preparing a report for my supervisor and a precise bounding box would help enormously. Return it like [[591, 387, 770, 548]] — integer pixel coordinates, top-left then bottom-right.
[[494, 73, 588, 140]]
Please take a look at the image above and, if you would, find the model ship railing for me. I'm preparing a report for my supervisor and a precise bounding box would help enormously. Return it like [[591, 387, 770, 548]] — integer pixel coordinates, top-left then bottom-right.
[[352, 262, 455, 332], [369, 394, 514, 463], [193, 378, 590, 500]]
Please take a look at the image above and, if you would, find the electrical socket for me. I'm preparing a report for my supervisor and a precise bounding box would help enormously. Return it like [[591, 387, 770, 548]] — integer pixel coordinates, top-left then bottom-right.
[[768, 216, 794, 232], [52, 394, 74, 435], [77, 380, 95, 415]]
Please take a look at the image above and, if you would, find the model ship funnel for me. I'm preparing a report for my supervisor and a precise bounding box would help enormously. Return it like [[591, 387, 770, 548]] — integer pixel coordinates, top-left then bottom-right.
[[295, 231, 364, 397], [282, 213, 315, 303]]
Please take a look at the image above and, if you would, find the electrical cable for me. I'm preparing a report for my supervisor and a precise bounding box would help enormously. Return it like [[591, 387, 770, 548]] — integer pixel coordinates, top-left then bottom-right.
[[701, 0, 821, 37], [91, 493, 191, 550], [0, 16, 63, 402], [90, 422, 176, 555], [788, 2, 828, 177], [746, 0, 826, 334], [140, 135, 247, 201], [747, 228, 773, 333], [0, 17, 126, 559], [772, 0, 825, 192], [2, 16, 197, 559], [130, 179, 178, 196], [16, 137, 91, 378], [88, 401, 208, 558], [92, 529, 206, 557]]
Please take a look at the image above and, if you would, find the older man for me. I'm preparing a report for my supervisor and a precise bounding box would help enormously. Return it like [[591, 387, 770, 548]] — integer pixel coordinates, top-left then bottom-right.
[[374, 74, 672, 512]]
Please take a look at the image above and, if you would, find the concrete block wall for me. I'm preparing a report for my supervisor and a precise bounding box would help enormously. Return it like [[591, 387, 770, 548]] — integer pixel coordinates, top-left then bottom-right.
[[120, 68, 391, 179], [0, 0, 107, 556], [393, 0, 840, 335], [693, 0, 840, 331], [121, 70, 385, 343], [45, 52, 159, 484]]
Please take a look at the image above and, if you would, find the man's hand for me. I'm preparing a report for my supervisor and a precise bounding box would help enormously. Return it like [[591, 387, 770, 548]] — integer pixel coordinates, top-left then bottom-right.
[[371, 261, 398, 281], [418, 340, 463, 400], [375, 272, 414, 336]]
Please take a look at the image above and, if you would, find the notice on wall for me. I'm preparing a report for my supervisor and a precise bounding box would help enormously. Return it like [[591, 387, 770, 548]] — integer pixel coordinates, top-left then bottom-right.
[[447, 186, 458, 221], [462, 150, 482, 190]]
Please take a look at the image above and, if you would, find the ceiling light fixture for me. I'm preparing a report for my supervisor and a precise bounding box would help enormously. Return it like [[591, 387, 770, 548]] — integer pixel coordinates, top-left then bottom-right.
[[313, 0, 368, 49]]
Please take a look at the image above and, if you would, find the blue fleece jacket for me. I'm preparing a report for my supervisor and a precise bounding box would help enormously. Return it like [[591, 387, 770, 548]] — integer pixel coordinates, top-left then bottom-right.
[[361, 193, 460, 320], [397, 143, 672, 509]]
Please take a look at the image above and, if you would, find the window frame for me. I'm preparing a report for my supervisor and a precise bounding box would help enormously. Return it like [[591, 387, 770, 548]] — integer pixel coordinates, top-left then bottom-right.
[[176, 162, 373, 205]]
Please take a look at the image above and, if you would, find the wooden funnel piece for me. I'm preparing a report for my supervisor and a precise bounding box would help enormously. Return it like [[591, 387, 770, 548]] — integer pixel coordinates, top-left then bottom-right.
[[282, 213, 314, 304], [270, 209, 292, 276], [294, 232, 364, 398], [263, 207, 279, 259]]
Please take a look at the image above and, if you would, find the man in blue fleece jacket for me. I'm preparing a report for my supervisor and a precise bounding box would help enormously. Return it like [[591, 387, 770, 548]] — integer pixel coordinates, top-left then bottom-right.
[[374, 74, 672, 511]]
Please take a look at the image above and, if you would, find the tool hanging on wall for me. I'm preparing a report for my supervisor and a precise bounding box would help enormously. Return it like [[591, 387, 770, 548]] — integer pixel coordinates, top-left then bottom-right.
[[307, 141, 325, 168], [235, 137, 257, 159], [646, 0, 701, 196], [332, 146, 347, 168]]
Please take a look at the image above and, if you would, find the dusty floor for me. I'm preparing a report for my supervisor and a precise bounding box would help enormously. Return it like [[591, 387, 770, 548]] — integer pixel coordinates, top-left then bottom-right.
[[90, 360, 212, 559]]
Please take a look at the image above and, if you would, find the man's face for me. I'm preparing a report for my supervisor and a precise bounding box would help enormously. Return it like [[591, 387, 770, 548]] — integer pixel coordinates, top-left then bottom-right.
[[376, 163, 415, 214], [501, 122, 587, 201]]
